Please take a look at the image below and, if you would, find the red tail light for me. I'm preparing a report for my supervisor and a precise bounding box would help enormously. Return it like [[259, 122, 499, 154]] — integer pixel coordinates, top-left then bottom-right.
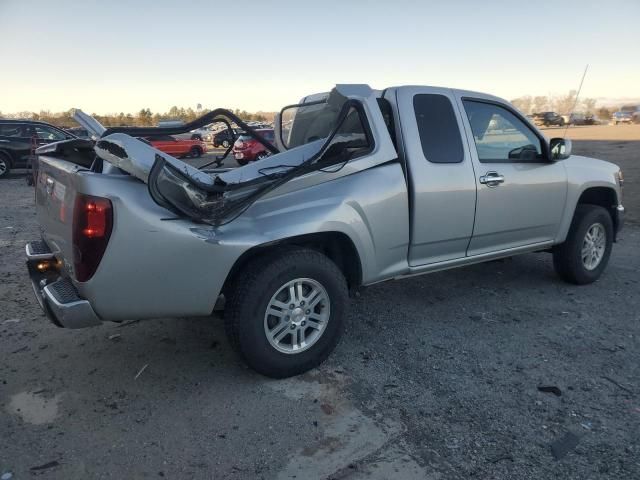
[[72, 194, 113, 282]]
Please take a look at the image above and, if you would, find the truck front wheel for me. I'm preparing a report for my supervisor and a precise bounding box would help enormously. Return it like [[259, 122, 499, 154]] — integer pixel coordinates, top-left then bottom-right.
[[553, 204, 613, 284], [225, 247, 348, 378]]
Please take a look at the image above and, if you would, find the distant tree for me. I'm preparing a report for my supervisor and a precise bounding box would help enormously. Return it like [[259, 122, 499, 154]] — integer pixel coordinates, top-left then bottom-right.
[[511, 96, 533, 114], [553, 90, 577, 115], [532, 96, 549, 113], [581, 98, 596, 115], [597, 107, 611, 120], [168, 106, 179, 119], [185, 107, 197, 122], [137, 108, 153, 126]]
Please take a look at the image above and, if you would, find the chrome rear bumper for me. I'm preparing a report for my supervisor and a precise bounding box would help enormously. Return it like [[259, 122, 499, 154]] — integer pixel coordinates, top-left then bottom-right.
[[26, 241, 102, 329]]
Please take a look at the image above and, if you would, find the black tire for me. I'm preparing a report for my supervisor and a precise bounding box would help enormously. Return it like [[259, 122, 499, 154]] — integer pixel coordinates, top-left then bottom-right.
[[0, 153, 11, 178], [189, 146, 202, 158], [222, 139, 230, 149], [553, 204, 613, 285], [225, 247, 348, 378], [235, 157, 248, 166], [256, 151, 269, 161]]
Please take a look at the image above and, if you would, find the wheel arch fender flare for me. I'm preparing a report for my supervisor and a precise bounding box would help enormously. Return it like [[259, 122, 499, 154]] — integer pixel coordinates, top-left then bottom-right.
[[556, 182, 621, 244]]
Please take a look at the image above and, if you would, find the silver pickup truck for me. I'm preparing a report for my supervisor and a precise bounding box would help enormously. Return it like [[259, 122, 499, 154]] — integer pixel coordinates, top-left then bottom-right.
[[27, 84, 624, 378]]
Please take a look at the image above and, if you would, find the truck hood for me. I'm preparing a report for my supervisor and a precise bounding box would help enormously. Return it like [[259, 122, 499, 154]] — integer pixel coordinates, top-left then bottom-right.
[[564, 155, 620, 177]]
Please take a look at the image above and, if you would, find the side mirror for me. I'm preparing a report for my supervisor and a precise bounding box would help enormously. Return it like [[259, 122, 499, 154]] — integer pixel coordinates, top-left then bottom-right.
[[549, 137, 572, 160]]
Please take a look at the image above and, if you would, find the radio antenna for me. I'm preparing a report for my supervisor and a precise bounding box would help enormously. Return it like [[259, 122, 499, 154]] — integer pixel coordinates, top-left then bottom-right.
[[563, 64, 589, 140]]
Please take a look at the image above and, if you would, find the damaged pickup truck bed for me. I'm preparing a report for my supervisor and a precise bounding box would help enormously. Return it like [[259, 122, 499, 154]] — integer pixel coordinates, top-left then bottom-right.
[[27, 84, 625, 378]]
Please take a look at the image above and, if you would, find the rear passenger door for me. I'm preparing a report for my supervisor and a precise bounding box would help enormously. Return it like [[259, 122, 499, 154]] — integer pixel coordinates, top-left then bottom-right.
[[394, 87, 477, 266], [457, 97, 567, 255]]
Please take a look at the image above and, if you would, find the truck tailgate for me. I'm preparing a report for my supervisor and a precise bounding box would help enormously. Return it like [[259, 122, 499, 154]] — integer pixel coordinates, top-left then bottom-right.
[[35, 155, 87, 278]]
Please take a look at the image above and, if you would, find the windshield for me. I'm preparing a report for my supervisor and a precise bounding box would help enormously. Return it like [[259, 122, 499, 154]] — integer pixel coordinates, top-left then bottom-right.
[[280, 89, 348, 149]]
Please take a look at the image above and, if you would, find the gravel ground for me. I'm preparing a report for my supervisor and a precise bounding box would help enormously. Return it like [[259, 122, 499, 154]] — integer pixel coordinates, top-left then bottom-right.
[[1, 131, 639, 479]]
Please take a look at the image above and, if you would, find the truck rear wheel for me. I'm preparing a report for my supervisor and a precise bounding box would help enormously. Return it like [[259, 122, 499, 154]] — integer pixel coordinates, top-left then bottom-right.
[[225, 247, 348, 378], [553, 204, 613, 285]]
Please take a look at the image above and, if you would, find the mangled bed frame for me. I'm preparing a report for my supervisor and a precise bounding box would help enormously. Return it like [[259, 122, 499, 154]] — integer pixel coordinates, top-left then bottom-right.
[[71, 86, 376, 226]]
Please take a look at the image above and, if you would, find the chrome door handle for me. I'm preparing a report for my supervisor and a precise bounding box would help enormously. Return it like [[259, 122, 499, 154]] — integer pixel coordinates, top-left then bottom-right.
[[479, 171, 505, 187]]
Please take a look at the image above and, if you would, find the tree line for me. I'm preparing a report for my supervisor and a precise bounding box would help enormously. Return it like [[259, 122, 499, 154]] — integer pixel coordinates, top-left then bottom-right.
[[1, 94, 632, 127], [510, 91, 614, 119], [0, 107, 277, 128]]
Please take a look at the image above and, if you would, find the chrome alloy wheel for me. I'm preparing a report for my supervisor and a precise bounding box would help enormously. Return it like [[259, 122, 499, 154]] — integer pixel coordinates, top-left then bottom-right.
[[0, 158, 7, 176], [581, 223, 606, 270], [263, 278, 330, 354]]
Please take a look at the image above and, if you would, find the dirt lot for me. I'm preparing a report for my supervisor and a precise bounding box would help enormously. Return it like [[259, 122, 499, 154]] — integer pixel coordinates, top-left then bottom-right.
[[1, 126, 639, 479]]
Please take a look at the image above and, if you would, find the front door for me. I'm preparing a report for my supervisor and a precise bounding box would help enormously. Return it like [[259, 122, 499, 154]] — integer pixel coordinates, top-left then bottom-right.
[[457, 97, 568, 256]]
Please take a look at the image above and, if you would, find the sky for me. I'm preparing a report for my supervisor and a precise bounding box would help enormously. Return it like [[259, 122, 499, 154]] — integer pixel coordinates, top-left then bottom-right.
[[0, 0, 638, 114]]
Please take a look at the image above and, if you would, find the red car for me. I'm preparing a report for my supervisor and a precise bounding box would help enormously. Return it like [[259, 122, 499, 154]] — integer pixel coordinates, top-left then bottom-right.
[[146, 135, 207, 158], [232, 129, 275, 165]]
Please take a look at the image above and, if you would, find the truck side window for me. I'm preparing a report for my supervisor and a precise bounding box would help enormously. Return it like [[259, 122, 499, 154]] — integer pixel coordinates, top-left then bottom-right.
[[413, 94, 464, 164], [462, 100, 543, 163]]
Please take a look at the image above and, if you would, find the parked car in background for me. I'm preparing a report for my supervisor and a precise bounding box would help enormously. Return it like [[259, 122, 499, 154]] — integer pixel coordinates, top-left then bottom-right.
[[0, 119, 76, 178], [213, 128, 243, 148], [157, 120, 185, 128], [612, 111, 634, 125], [232, 129, 275, 165], [190, 126, 215, 142], [532, 112, 565, 127], [561, 113, 587, 125], [145, 134, 207, 158], [64, 127, 92, 139], [157, 120, 203, 141], [245, 121, 272, 130]]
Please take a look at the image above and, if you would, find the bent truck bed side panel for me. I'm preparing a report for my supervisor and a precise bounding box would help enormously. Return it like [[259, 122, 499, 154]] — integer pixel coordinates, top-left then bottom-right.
[[60, 162, 408, 322]]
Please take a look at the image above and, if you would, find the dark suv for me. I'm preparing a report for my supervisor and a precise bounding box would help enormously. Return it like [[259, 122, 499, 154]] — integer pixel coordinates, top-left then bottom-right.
[[532, 112, 565, 127], [0, 120, 75, 178], [212, 128, 243, 148]]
